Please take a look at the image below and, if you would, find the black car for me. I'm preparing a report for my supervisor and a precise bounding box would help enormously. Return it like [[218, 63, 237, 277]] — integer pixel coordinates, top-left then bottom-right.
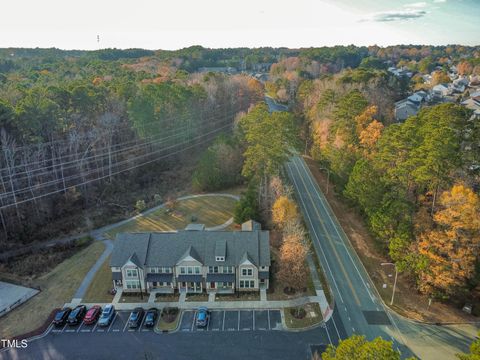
[[53, 307, 72, 327], [144, 308, 158, 327], [128, 307, 145, 328], [67, 305, 87, 325]]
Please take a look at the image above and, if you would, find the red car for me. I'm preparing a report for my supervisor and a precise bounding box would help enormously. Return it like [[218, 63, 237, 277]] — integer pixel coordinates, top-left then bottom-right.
[[83, 305, 102, 325]]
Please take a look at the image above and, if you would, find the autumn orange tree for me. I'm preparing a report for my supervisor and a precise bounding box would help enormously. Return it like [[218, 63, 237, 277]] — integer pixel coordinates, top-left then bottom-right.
[[415, 184, 480, 298], [272, 196, 299, 228], [277, 232, 309, 292]]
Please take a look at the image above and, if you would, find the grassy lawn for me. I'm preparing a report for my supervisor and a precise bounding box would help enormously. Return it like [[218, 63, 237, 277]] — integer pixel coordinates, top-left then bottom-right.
[[155, 293, 180, 302], [185, 293, 209, 302], [0, 241, 105, 339], [104, 195, 238, 239], [82, 255, 114, 303], [119, 293, 148, 303], [216, 292, 260, 301], [283, 303, 323, 329]]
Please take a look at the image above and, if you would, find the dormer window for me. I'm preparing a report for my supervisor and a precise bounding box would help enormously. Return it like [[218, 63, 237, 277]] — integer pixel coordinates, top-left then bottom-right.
[[216, 256, 225, 262]]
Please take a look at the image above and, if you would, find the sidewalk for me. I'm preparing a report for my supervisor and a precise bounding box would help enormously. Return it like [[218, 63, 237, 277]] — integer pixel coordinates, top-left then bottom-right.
[[65, 295, 324, 311]]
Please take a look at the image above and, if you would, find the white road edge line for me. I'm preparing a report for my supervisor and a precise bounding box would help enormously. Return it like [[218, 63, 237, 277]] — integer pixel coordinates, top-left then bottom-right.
[[285, 162, 344, 304], [295, 157, 408, 347]]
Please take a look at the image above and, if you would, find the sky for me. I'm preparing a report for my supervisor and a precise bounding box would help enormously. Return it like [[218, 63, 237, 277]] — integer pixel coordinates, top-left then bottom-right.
[[1, 0, 478, 50]]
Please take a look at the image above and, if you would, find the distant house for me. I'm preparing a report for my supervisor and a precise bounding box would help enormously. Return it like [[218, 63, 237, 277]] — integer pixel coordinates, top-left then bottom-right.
[[461, 96, 480, 119], [198, 66, 237, 74], [394, 99, 419, 122], [110, 225, 271, 295], [432, 83, 451, 97], [388, 66, 413, 78], [452, 77, 469, 93]]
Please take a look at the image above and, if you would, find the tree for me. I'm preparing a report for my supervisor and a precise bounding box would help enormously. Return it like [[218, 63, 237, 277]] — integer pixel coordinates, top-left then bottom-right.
[[457, 332, 480, 360], [457, 61, 473, 76], [277, 233, 308, 292], [415, 184, 480, 298], [272, 196, 298, 228], [240, 103, 298, 196], [321, 335, 402, 360], [135, 200, 146, 213], [234, 184, 260, 224], [359, 120, 383, 154], [431, 71, 450, 86]]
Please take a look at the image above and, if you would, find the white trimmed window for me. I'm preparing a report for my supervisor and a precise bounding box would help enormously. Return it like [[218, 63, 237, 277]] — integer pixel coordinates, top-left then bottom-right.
[[241, 268, 253, 276], [126, 280, 140, 289], [126, 269, 138, 277]]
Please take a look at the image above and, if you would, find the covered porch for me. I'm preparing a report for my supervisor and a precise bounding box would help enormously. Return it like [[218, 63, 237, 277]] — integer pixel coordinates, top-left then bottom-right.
[[146, 273, 174, 293], [206, 273, 235, 294], [177, 275, 203, 293]]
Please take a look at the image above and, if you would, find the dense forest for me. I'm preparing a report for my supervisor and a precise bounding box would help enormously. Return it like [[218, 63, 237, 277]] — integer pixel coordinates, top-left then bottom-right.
[[0, 47, 266, 250], [265, 44, 480, 303]]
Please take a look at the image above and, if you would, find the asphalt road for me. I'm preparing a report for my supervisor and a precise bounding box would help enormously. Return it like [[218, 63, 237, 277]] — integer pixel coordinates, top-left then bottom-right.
[[264, 95, 288, 112], [285, 155, 476, 359], [0, 309, 347, 360]]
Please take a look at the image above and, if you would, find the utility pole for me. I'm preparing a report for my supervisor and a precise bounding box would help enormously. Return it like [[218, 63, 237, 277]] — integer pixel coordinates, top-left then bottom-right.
[[381, 262, 398, 306]]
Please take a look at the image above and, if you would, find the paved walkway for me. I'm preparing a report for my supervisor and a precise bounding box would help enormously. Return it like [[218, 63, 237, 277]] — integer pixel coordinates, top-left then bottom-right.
[[306, 253, 323, 293], [65, 295, 324, 311], [73, 239, 113, 300]]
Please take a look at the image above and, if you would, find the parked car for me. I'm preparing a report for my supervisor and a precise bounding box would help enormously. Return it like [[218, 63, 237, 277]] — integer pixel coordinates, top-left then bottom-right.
[[83, 305, 102, 325], [97, 304, 115, 327], [144, 308, 158, 327], [195, 307, 210, 328], [67, 305, 87, 326], [128, 307, 145, 328], [53, 307, 72, 327]]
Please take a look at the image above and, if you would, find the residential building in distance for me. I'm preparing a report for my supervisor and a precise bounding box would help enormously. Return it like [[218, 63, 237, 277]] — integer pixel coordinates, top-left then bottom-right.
[[110, 223, 270, 295]]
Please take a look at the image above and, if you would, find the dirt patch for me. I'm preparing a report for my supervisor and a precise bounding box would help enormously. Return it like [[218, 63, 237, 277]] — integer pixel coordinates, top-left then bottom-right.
[[304, 156, 477, 323]]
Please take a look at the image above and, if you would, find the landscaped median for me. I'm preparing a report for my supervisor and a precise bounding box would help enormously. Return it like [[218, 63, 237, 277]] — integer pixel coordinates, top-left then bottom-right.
[[283, 302, 323, 330], [155, 307, 180, 332]]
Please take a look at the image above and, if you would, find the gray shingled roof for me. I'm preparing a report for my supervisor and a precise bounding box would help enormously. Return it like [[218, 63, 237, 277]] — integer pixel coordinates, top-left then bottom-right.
[[177, 275, 203, 282], [112, 272, 122, 281], [110, 231, 270, 268], [206, 274, 235, 282], [258, 271, 269, 280], [146, 273, 173, 282], [110, 233, 151, 267]]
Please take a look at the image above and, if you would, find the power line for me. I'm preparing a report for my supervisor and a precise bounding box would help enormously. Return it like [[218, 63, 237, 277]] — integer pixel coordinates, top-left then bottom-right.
[[0, 123, 231, 210], [0, 115, 234, 198]]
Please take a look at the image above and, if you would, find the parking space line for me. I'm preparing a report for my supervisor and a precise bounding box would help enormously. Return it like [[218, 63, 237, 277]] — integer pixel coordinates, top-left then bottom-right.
[[190, 311, 196, 332], [222, 311, 226, 331], [122, 314, 130, 332], [207, 313, 212, 331], [77, 321, 84, 333], [107, 313, 117, 332], [45, 323, 54, 335], [267, 310, 271, 330], [253, 310, 255, 330], [237, 311, 240, 331], [92, 321, 99, 333]]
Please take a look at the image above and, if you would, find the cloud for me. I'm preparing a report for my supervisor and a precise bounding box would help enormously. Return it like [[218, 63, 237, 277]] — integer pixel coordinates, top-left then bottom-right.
[[404, 2, 427, 8], [364, 9, 428, 22], [433, 0, 446, 3]]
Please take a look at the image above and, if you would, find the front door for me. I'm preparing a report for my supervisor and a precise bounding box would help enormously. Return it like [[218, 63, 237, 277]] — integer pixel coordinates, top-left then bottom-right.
[[210, 282, 215, 289]]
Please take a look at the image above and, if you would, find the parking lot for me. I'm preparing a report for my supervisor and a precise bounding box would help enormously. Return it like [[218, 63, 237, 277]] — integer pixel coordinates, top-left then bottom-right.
[[179, 309, 283, 332], [44, 309, 283, 336], [47, 311, 155, 335]]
